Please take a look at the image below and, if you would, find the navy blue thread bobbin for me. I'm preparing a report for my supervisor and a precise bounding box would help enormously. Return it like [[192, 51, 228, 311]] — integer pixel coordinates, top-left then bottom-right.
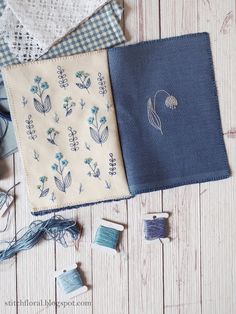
[[144, 213, 170, 243]]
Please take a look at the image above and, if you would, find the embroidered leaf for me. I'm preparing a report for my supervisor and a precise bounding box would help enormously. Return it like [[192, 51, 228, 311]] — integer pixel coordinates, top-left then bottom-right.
[[100, 126, 109, 143], [40, 188, 49, 198], [85, 77, 91, 89], [44, 95, 52, 113], [66, 109, 72, 116], [94, 168, 100, 178], [76, 83, 85, 89], [147, 98, 163, 134], [33, 98, 45, 114], [64, 171, 72, 189], [90, 127, 100, 144], [54, 176, 65, 192]]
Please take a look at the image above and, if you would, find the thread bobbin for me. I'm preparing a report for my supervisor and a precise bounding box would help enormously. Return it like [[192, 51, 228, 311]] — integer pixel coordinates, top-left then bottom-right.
[[92, 219, 124, 254], [143, 213, 170, 243], [55, 264, 88, 299]]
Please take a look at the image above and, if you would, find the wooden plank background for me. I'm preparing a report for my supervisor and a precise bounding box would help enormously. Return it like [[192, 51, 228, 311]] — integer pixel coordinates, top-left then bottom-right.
[[0, 0, 235, 313]]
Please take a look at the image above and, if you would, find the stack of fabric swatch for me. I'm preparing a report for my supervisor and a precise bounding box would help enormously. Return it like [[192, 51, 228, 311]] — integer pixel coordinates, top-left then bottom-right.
[[0, 0, 230, 216]]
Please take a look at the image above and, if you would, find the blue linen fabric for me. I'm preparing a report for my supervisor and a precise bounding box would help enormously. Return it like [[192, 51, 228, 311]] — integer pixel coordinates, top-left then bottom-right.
[[108, 32, 230, 194]]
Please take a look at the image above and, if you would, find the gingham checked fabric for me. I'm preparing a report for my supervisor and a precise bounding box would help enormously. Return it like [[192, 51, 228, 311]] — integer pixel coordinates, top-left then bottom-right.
[[0, 0, 125, 82]]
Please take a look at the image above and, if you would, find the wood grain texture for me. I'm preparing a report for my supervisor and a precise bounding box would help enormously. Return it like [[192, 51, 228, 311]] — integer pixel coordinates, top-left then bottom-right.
[[0, 0, 236, 313]]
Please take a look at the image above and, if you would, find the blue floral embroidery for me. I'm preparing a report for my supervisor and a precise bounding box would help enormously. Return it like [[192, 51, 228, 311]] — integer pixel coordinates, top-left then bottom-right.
[[47, 128, 59, 145], [25, 114, 37, 140], [63, 97, 76, 116], [75, 71, 91, 93], [84, 158, 101, 180], [147, 90, 178, 135], [37, 176, 49, 198], [30, 76, 51, 115], [52, 153, 72, 193], [88, 106, 109, 146]]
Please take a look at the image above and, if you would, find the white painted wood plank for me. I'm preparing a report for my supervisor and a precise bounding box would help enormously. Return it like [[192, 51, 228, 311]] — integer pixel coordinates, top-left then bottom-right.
[[0, 156, 17, 314], [91, 201, 129, 314], [160, 1, 201, 314], [127, 193, 164, 314], [56, 207, 93, 314], [14, 153, 56, 314], [198, 1, 236, 313], [124, 2, 163, 314]]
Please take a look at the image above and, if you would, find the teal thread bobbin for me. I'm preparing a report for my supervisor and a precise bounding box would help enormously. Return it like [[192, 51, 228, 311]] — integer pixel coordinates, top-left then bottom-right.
[[92, 219, 124, 253], [55, 264, 88, 298]]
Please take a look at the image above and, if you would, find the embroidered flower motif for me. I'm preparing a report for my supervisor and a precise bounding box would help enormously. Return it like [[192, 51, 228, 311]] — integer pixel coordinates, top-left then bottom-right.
[[84, 158, 101, 180], [30, 86, 38, 94], [34, 76, 42, 84], [37, 176, 49, 198], [165, 95, 178, 109], [68, 127, 79, 151], [88, 106, 109, 146], [57, 65, 69, 89], [91, 106, 99, 114], [41, 82, 49, 90], [52, 153, 72, 193], [100, 117, 107, 124], [47, 128, 59, 145], [63, 97, 76, 116], [75, 71, 91, 93], [51, 163, 58, 171], [147, 90, 179, 135], [25, 114, 37, 140], [30, 76, 51, 115], [55, 152, 63, 160], [84, 158, 92, 164], [88, 117, 94, 124]]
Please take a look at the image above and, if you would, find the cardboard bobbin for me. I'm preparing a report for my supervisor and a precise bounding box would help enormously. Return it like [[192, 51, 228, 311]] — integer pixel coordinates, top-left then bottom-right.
[[143, 212, 170, 243]]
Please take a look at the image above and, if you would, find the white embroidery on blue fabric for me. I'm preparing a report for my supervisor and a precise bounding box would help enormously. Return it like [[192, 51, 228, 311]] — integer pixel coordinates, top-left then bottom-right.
[[147, 90, 178, 135]]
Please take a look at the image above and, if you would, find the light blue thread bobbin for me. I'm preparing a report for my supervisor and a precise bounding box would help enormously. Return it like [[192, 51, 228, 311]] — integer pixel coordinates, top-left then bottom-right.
[[144, 213, 170, 243], [56, 265, 88, 298], [93, 219, 124, 253]]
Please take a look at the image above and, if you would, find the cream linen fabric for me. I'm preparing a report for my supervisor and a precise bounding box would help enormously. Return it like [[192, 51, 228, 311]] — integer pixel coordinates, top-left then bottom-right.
[[2, 50, 131, 214]]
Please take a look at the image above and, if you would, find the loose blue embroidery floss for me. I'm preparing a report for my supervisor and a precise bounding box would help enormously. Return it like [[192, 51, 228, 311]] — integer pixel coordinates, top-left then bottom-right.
[[92, 219, 124, 253], [56, 265, 88, 298], [144, 213, 170, 243], [0, 215, 80, 262]]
